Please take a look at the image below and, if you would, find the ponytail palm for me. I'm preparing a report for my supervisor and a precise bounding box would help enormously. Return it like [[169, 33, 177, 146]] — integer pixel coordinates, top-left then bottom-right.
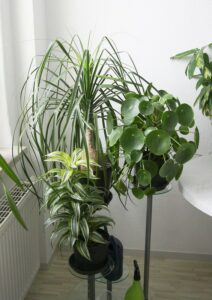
[[16, 36, 127, 199]]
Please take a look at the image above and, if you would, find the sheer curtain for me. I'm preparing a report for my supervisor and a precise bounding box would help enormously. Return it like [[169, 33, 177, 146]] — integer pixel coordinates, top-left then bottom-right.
[[0, 0, 48, 148]]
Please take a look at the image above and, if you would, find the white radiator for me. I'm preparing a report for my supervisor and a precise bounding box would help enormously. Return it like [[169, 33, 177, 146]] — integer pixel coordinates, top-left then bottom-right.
[[0, 185, 40, 300]]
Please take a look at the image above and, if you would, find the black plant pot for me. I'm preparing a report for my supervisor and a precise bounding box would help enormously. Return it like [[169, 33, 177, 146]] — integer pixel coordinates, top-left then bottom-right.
[[135, 153, 169, 191], [151, 174, 168, 191], [73, 231, 109, 273]]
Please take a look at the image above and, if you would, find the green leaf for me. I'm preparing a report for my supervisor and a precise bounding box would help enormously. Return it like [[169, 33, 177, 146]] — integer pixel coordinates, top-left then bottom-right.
[[0, 155, 23, 188], [175, 164, 183, 180], [162, 111, 178, 131], [171, 48, 198, 59], [121, 98, 140, 119], [109, 127, 123, 147], [159, 93, 174, 105], [166, 99, 177, 110], [187, 54, 197, 79], [70, 216, 79, 238], [107, 112, 113, 134], [159, 159, 175, 178], [89, 231, 106, 244], [139, 101, 154, 116], [114, 180, 127, 195], [175, 142, 196, 164], [75, 240, 90, 261], [131, 150, 143, 163], [80, 218, 89, 242], [132, 188, 144, 199], [3, 185, 27, 230], [125, 92, 141, 100], [196, 49, 204, 68], [152, 102, 165, 112], [179, 126, 189, 135], [176, 104, 194, 126], [194, 127, 200, 148], [144, 127, 157, 136], [136, 169, 151, 187], [146, 129, 171, 156], [143, 160, 158, 178], [120, 127, 145, 153]]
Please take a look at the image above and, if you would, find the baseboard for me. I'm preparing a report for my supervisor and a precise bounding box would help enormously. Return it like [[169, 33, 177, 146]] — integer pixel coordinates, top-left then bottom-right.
[[124, 249, 212, 261]]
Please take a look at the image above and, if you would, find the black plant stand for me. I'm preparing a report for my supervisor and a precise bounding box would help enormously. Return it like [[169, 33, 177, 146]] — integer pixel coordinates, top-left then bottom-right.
[[143, 195, 153, 300], [143, 186, 171, 300]]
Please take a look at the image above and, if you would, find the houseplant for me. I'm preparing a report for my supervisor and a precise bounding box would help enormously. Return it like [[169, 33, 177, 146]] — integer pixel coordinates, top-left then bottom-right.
[[16, 36, 199, 202], [171, 43, 212, 118], [0, 154, 27, 229], [16, 36, 126, 205], [104, 72, 199, 199], [42, 148, 114, 270]]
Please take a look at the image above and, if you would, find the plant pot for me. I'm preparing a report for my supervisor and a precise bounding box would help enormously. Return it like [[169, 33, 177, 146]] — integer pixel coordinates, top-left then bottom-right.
[[151, 174, 168, 191], [73, 230, 109, 272], [135, 153, 169, 191], [95, 163, 112, 194]]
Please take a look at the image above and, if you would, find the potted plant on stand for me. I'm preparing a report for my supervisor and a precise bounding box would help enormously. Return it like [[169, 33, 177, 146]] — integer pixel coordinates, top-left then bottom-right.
[[42, 148, 114, 272], [105, 78, 199, 199]]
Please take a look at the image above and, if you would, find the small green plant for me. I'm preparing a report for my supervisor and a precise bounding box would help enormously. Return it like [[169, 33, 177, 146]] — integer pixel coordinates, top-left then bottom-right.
[[42, 149, 114, 260], [0, 155, 27, 229], [171, 43, 212, 118], [107, 86, 199, 199]]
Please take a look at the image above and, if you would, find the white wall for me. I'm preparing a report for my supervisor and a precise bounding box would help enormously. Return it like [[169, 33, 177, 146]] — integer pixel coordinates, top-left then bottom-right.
[[43, 0, 212, 254]]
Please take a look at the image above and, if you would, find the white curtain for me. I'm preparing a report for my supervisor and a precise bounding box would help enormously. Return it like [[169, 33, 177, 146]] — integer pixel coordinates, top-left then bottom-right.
[[0, 0, 48, 148]]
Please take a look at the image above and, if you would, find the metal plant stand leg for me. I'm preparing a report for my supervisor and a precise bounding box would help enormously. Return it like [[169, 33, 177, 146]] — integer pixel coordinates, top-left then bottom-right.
[[143, 195, 153, 300], [88, 275, 95, 300], [107, 280, 112, 300]]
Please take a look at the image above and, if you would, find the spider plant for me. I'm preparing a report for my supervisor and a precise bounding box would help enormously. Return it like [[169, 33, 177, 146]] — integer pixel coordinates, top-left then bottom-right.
[[42, 149, 114, 260], [171, 43, 212, 118]]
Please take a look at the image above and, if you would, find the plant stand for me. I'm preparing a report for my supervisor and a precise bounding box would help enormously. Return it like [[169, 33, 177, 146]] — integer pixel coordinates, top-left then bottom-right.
[[69, 255, 128, 299], [143, 186, 171, 300], [143, 195, 153, 300]]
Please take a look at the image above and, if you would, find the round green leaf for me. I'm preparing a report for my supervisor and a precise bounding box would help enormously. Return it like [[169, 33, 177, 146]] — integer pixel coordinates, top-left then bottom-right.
[[125, 92, 141, 100], [146, 129, 171, 156], [121, 98, 140, 119], [120, 128, 145, 153], [123, 116, 135, 125], [167, 99, 177, 110], [179, 125, 189, 135], [137, 169, 151, 187], [175, 142, 196, 164], [131, 150, 143, 163], [177, 104, 194, 126], [153, 102, 165, 112], [144, 127, 157, 136], [143, 160, 158, 178], [162, 111, 178, 131], [139, 101, 154, 116], [159, 159, 175, 178], [132, 188, 144, 199]]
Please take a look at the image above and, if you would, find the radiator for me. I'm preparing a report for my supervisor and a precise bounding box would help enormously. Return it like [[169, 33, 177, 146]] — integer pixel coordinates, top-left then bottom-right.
[[0, 185, 40, 300]]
